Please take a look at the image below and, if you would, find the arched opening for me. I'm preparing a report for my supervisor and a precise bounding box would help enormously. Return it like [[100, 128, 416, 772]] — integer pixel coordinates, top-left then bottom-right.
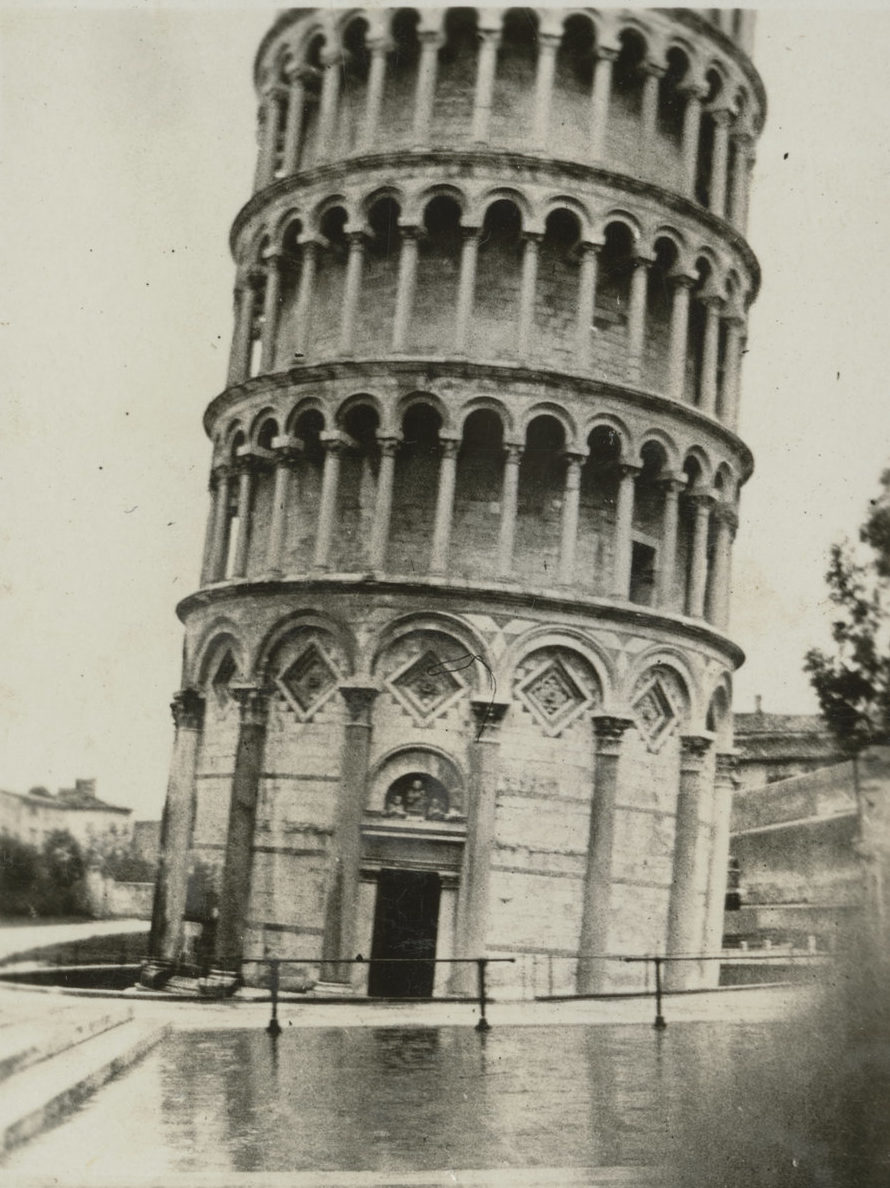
[[275, 219, 304, 367], [311, 206, 349, 360], [471, 199, 523, 359], [515, 414, 566, 584], [695, 70, 724, 207], [655, 47, 689, 188], [686, 257, 714, 406], [452, 409, 505, 578], [716, 275, 738, 420], [382, 9, 420, 146], [640, 236, 676, 391], [433, 8, 479, 144], [286, 408, 325, 571], [578, 425, 622, 595], [389, 402, 442, 573], [414, 196, 462, 352], [337, 18, 371, 153], [331, 403, 380, 571], [630, 441, 668, 606], [297, 34, 326, 169], [595, 221, 635, 384], [679, 454, 704, 614], [535, 208, 582, 369], [491, 9, 538, 147], [355, 197, 401, 355], [553, 14, 596, 161], [244, 417, 280, 574], [608, 29, 646, 161], [223, 430, 246, 578]]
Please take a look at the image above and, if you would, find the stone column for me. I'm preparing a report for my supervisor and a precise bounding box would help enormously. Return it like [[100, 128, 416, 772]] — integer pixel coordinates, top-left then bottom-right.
[[611, 464, 640, 599], [686, 493, 713, 618], [391, 226, 420, 353], [152, 690, 205, 962], [667, 274, 694, 401], [260, 253, 284, 373], [721, 316, 745, 430], [575, 242, 600, 370], [254, 89, 282, 191], [282, 70, 307, 174], [532, 33, 560, 148], [517, 233, 541, 362], [368, 435, 400, 570], [454, 227, 480, 354], [497, 443, 523, 579], [231, 460, 255, 579], [202, 466, 228, 585], [558, 453, 584, 586], [452, 698, 510, 994], [227, 281, 258, 386], [265, 437, 302, 575], [471, 27, 502, 143], [657, 474, 686, 610], [412, 31, 443, 147], [709, 107, 732, 218], [590, 47, 617, 160], [338, 232, 366, 356], [699, 295, 723, 416], [706, 505, 737, 629], [360, 38, 390, 151], [215, 684, 270, 971], [316, 49, 342, 161], [293, 239, 318, 360], [626, 257, 650, 384], [578, 715, 635, 994], [665, 734, 713, 990], [312, 433, 347, 570], [729, 132, 754, 229], [681, 85, 705, 196], [321, 684, 379, 985], [429, 435, 461, 574], [702, 752, 739, 980], [640, 64, 664, 162]]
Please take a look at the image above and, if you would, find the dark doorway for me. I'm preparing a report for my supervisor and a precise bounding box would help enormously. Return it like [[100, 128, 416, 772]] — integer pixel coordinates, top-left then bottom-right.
[[368, 869, 441, 998]]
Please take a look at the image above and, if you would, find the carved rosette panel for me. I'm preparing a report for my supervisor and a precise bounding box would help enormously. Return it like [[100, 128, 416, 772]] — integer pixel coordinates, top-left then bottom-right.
[[515, 649, 600, 737], [388, 647, 466, 726], [631, 665, 689, 753], [274, 639, 340, 722]]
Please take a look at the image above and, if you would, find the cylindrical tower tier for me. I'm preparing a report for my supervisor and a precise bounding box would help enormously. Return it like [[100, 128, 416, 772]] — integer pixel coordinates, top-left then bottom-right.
[[152, 7, 762, 997]]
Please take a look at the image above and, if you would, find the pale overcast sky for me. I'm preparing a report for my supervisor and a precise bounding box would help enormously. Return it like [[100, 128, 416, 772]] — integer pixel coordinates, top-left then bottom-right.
[[2, 6, 889, 817]]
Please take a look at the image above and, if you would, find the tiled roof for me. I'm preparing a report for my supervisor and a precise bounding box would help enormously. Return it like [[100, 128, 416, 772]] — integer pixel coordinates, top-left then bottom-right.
[[733, 713, 843, 763]]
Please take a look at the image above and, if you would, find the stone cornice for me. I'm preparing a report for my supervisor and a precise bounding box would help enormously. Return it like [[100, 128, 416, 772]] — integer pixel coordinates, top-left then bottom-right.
[[201, 357, 755, 483], [231, 149, 761, 298], [175, 574, 746, 671]]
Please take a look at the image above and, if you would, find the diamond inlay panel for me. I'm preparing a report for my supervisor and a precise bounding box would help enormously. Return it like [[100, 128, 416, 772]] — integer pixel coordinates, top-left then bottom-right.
[[518, 658, 592, 736], [389, 650, 464, 724], [632, 679, 677, 751], [279, 644, 337, 718]]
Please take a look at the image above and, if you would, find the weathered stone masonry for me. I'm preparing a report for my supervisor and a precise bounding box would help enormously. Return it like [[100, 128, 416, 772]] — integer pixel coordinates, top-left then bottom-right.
[[152, 6, 763, 995]]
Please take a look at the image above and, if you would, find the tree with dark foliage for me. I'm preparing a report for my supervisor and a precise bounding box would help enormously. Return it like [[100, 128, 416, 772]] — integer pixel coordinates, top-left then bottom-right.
[[805, 468, 890, 753]]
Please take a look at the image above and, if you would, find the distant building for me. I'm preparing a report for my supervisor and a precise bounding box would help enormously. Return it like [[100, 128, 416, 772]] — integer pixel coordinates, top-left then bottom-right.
[[734, 698, 843, 793], [0, 779, 132, 856], [132, 820, 161, 868]]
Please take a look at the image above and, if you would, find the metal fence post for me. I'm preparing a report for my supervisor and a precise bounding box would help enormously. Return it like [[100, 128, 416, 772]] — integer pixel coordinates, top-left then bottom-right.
[[475, 958, 491, 1032], [653, 956, 667, 1029], [266, 959, 281, 1036]]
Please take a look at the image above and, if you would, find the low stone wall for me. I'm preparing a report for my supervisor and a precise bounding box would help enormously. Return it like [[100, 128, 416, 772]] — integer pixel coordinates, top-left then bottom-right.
[[83, 870, 153, 920]]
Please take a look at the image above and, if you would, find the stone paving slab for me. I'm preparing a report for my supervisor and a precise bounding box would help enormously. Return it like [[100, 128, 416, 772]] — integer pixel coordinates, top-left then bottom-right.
[[0, 1007, 130, 1081], [2, 1169, 663, 1187]]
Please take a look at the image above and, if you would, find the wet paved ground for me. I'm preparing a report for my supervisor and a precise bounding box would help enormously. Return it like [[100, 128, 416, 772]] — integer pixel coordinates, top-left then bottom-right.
[[5, 1009, 886, 1187]]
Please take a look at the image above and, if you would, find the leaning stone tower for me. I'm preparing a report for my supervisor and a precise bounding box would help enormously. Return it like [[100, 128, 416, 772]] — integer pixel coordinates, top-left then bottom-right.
[[151, 7, 764, 996]]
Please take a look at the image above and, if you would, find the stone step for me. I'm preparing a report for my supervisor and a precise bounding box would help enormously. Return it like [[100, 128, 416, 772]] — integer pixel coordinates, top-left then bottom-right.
[[0, 1018, 168, 1155], [0, 1007, 131, 1082]]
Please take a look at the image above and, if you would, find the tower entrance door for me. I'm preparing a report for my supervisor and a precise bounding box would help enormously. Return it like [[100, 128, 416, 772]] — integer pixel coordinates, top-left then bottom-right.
[[368, 870, 441, 998]]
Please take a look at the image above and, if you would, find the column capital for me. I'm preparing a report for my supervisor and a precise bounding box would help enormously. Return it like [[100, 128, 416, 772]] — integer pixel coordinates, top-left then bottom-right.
[[235, 444, 275, 473], [713, 503, 740, 533], [679, 82, 708, 102], [319, 47, 345, 69], [616, 461, 642, 481], [562, 449, 586, 469], [476, 26, 503, 48], [537, 31, 562, 51], [709, 105, 734, 127], [210, 463, 234, 490], [439, 434, 462, 459], [345, 228, 369, 248], [689, 490, 716, 512], [376, 433, 402, 456], [641, 60, 667, 80], [700, 291, 725, 311], [595, 45, 620, 64], [417, 28, 445, 49], [668, 269, 698, 290], [592, 714, 635, 753], [320, 429, 355, 454], [470, 697, 510, 739], [171, 688, 205, 731], [460, 224, 482, 242], [271, 433, 303, 458], [715, 751, 741, 787], [631, 251, 655, 270], [680, 733, 714, 769], [261, 249, 286, 271], [339, 683, 380, 725], [397, 223, 423, 243], [503, 441, 525, 463], [578, 239, 604, 258], [658, 470, 688, 494], [366, 34, 396, 55], [230, 683, 271, 728]]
